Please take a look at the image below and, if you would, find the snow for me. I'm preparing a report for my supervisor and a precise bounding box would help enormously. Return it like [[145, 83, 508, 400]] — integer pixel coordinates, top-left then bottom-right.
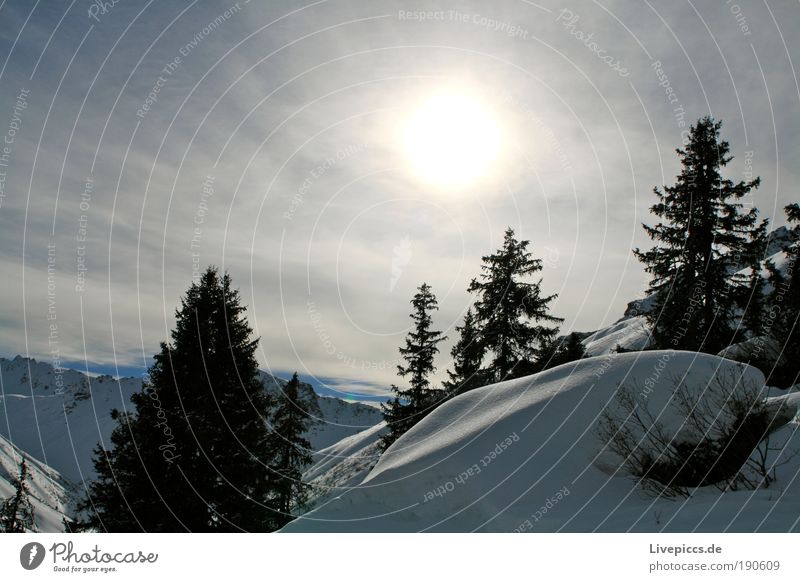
[[0, 433, 72, 532], [0, 355, 383, 530], [282, 351, 800, 532], [310, 396, 384, 451], [582, 315, 651, 356], [303, 421, 388, 511], [0, 356, 140, 484]]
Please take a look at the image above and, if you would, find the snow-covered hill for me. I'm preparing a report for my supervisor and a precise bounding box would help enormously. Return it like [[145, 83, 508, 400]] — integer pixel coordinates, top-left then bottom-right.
[[0, 433, 73, 532], [0, 356, 382, 488], [283, 351, 800, 532]]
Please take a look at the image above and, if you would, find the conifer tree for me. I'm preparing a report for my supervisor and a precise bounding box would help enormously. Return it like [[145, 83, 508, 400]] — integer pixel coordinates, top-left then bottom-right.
[[533, 332, 586, 373], [268, 372, 313, 528], [468, 228, 563, 382], [80, 267, 276, 532], [766, 204, 800, 387], [0, 459, 35, 532], [381, 283, 447, 449], [634, 117, 765, 353], [444, 308, 487, 396]]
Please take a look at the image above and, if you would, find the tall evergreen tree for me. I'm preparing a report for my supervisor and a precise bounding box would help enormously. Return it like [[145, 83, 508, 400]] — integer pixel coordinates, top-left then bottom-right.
[[533, 332, 586, 373], [381, 283, 447, 449], [468, 228, 563, 383], [634, 117, 765, 353], [444, 308, 487, 396], [80, 267, 277, 531], [268, 373, 313, 528], [0, 459, 35, 532], [765, 203, 800, 387], [737, 217, 770, 340]]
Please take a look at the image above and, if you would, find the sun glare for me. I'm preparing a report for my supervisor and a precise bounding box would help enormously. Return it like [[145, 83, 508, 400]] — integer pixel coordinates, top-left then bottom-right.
[[403, 92, 502, 188]]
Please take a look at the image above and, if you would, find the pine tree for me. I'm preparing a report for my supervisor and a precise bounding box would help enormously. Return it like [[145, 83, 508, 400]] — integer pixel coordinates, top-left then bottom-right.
[[268, 372, 313, 528], [533, 332, 586, 373], [737, 217, 770, 339], [80, 267, 276, 532], [468, 228, 563, 383], [634, 117, 765, 353], [766, 204, 800, 387], [381, 283, 447, 449], [444, 308, 487, 396], [0, 459, 35, 532], [742, 271, 767, 339]]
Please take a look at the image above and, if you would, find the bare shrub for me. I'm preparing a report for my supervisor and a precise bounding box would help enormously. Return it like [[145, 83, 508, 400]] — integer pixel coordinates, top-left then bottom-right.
[[597, 369, 795, 498]]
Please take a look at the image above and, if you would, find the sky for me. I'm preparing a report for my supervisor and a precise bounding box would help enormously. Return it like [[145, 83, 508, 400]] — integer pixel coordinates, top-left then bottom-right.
[[0, 0, 798, 398]]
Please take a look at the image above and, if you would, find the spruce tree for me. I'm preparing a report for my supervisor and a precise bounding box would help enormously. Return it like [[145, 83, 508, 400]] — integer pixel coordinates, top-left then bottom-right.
[[766, 204, 800, 387], [444, 308, 487, 396], [634, 117, 765, 353], [381, 283, 447, 449], [268, 372, 313, 528], [468, 228, 563, 383], [533, 332, 586, 373], [0, 459, 35, 532], [80, 267, 276, 531]]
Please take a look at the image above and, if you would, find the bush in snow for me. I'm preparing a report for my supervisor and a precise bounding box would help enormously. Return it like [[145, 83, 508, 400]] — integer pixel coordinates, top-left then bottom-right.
[[597, 370, 789, 497]]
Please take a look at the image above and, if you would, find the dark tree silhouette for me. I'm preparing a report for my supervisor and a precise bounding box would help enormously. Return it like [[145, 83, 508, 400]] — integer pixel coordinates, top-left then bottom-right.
[[382, 283, 447, 449], [268, 372, 313, 528], [0, 459, 35, 532], [469, 228, 562, 382], [79, 267, 277, 531], [444, 308, 487, 396], [634, 117, 766, 353]]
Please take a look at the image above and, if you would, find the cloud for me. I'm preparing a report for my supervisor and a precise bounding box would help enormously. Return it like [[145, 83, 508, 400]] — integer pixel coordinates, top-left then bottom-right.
[[0, 0, 796, 393]]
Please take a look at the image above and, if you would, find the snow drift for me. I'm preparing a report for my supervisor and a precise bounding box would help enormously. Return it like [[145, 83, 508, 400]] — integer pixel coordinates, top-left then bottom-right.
[[283, 351, 800, 532]]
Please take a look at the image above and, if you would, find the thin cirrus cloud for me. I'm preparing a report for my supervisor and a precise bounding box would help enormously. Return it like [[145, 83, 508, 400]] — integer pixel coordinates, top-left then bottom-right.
[[0, 0, 796, 396]]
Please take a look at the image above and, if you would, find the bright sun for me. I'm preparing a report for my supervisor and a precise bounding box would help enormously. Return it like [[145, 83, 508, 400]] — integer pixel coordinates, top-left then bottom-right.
[[403, 93, 501, 188]]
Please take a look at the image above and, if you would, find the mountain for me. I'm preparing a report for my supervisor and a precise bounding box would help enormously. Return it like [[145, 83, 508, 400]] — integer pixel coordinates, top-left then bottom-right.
[[283, 351, 800, 532], [258, 371, 383, 451], [0, 433, 73, 532], [0, 356, 382, 490]]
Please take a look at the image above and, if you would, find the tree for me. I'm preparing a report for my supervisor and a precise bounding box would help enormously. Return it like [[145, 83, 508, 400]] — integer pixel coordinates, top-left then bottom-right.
[[80, 267, 277, 531], [634, 117, 765, 353], [765, 204, 800, 387], [268, 373, 313, 528], [444, 308, 487, 397], [533, 332, 586, 373], [468, 228, 563, 383], [381, 283, 447, 449], [738, 218, 770, 340], [0, 459, 35, 532]]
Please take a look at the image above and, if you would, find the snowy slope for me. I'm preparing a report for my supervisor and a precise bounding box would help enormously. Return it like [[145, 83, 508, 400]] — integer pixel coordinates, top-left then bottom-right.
[[0, 433, 73, 532], [283, 351, 800, 532], [582, 316, 651, 356], [259, 372, 383, 451], [303, 421, 388, 511], [0, 356, 141, 484], [0, 357, 382, 487], [310, 397, 385, 451]]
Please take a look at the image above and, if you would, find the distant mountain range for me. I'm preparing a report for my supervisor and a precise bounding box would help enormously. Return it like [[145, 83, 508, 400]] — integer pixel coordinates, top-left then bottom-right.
[[0, 355, 383, 530]]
